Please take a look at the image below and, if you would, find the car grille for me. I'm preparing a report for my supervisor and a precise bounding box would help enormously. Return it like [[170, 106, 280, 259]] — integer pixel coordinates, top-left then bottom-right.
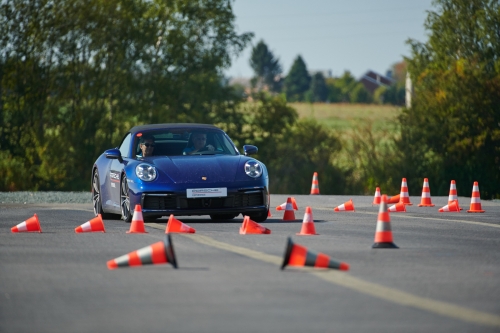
[[143, 191, 264, 210]]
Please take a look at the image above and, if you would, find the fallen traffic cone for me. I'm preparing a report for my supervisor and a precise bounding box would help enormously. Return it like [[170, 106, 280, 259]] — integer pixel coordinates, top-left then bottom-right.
[[11, 214, 42, 233], [126, 205, 147, 233], [296, 207, 318, 235], [373, 195, 398, 248], [448, 180, 462, 210], [334, 199, 355, 212], [107, 235, 177, 269], [372, 187, 381, 205], [310, 172, 320, 195], [291, 197, 299, 210], [387, 194, 400, 204], [75, 214, 106, 233], [388, 202, 406, 212], [418, 178, 435, 207], [399, 178, 413, 205], [282, 197, 296, 221], [165, 215, 196, 233], [281, 237, 349, 271], [239, 216, 271, 234], [467, 182, 485, 213], [438, 200, 460, 212]]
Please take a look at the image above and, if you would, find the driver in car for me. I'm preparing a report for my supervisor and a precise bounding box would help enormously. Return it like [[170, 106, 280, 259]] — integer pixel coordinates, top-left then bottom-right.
[[183, 132, 215, 155]]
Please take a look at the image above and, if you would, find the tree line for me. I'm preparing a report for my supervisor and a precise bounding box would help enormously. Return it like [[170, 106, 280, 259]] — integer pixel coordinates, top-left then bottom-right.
[[1, 0, 499, 199], [246, 40, 406, 105]]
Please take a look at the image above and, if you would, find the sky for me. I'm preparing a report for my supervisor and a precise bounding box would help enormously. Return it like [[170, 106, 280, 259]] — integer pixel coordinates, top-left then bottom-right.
[[226, 0, 434, 80]]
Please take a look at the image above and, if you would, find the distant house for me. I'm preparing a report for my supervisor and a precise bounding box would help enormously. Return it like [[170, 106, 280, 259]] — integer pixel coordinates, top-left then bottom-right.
[[359, 70, 395, 94]]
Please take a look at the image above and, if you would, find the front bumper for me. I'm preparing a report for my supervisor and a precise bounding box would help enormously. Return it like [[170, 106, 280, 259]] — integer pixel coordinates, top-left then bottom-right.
[[137, 187, 269, 217]]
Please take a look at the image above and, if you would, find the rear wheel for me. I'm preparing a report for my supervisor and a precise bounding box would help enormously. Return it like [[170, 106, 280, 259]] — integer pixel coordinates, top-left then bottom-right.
[[210, 214, 239, 221], [120, 175, 132, 222], [92, 170, 119, 219]]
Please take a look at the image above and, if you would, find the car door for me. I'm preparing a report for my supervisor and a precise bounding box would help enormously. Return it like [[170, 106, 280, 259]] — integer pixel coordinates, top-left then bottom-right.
[[109, 133, 132, 210]]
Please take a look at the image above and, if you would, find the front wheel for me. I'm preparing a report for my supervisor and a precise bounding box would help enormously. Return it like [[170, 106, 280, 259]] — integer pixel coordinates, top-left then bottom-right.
[[120, 175, 132, 222]]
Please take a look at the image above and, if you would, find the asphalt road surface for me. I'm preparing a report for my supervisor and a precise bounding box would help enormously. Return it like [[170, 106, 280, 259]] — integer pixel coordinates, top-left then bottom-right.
[[1, 195, 499, 333]]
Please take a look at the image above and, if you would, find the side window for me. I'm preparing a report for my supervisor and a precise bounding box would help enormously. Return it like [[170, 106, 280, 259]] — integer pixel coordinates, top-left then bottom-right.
[[119, 133, 132, 158]]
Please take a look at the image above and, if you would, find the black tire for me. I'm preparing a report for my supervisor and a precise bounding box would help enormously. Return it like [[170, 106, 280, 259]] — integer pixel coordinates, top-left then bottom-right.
[[249, 211, 268, 223], [92, 170, 120, 219], [210, 214, 239, 221], [120, 174, 132, 222]]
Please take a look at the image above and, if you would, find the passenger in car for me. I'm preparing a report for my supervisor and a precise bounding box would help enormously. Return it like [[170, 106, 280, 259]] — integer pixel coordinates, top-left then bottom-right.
[[137, 135, 155, 157], [183, 132, 215, 155]]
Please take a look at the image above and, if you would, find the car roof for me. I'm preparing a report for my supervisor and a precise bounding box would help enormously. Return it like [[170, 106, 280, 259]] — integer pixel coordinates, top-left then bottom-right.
[[130, 123, 221, 133]]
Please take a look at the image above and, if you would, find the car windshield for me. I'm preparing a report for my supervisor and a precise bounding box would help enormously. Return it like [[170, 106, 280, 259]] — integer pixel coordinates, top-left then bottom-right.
[[133, 128, 238, 158]]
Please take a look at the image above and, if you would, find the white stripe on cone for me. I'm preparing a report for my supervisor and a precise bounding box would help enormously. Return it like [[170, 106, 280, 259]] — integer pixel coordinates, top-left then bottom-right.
[[81, 221, 92, 232], [16, 222, 27, 231]]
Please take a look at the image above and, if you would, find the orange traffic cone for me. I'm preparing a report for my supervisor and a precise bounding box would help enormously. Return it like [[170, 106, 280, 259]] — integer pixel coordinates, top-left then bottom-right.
[[467, 182, 485, 213], [387, 194, 400, 204], [448, 180, 458, 204], [276, 199, 298, 211], [334, 199, 355, 212], [438, 200, 460, 212], [399, 178, 412, 205], [11, 214, 42, 233], [239, 216, 271, 234], [418, 178, 435, 207], [296, 207, 318, 235], [107, 235, 177, 269], [165, 215, 196, 233], [282, 197, 296, 221], [373, 195, 398, 248], [281, 237, 349, 271], [310, 172, 320, 195], [372, 187, 381, 205], [268, 209, 272, 217], [75, 214, 106, 233], [388, 202, 406, 212], [127, 205, 147, 234], [447, 180, 463, 210]]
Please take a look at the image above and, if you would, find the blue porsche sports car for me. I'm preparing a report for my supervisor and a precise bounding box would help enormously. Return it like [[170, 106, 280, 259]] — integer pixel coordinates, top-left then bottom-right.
[[91, 123, 270, 222]]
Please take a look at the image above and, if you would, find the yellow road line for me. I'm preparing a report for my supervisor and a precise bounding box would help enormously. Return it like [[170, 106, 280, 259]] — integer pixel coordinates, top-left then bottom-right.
[[315, 207, 500, 229], [145, 222, 500, 328]]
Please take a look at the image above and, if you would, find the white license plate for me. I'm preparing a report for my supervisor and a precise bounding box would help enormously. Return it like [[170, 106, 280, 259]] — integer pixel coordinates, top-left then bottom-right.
[[187, 188, 227, 198]]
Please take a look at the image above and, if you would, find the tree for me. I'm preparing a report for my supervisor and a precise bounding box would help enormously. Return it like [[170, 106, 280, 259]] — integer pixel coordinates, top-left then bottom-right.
[[284, 55, 310, 102], [401, 0, 500, 198], [0, 0, 252, 190], [249, 40, 282, 92], [306, 72, 328, 102], [330, 71, 357, 102], [374, 84, 405, 105], [350, 83, 372, 104], [238, 93, 346, 194]]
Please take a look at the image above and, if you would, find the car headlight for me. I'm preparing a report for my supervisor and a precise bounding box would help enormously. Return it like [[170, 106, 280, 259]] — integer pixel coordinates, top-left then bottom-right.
[[136, 163, 157, 181], [244, 160, 262, 178]]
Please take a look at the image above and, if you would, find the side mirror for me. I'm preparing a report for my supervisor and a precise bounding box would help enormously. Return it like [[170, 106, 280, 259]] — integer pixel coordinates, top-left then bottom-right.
[[105, 148, 123, 163], [243, 145, 258, 156]]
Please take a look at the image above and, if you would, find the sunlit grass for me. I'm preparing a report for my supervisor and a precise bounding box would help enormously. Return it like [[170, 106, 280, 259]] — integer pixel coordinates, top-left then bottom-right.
[[289, 102, 402, 133]]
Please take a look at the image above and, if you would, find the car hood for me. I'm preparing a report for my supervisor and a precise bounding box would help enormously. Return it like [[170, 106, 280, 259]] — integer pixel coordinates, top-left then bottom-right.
[[151, 155, 243, 184]]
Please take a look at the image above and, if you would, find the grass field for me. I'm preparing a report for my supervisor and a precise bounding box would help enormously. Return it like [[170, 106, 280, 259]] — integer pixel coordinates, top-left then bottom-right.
[[289, 103, 402, 133]]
